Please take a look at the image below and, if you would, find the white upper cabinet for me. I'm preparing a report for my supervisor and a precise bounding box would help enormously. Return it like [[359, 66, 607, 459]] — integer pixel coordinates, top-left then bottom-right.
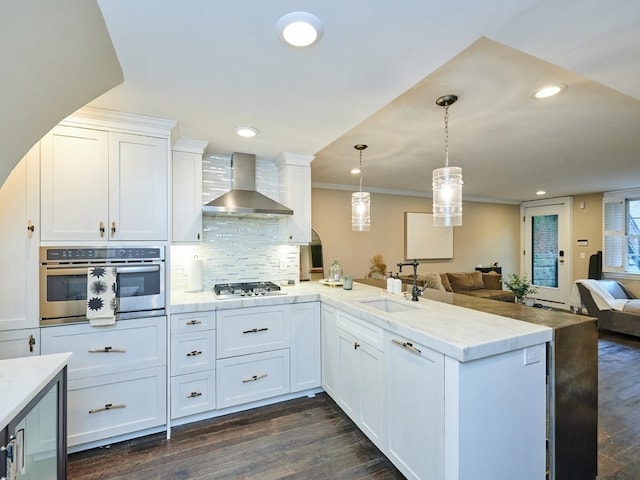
[[0, 144, 39, 332], [171, 138, 208, 243], [40, 125, 110, 241], [40, 108, 176, 242], [109, 132, 168, 241], [277, 152, 313, 244]]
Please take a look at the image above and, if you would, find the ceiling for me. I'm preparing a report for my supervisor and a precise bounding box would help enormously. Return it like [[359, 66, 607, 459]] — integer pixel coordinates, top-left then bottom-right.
[[90, 0, 640, 204]]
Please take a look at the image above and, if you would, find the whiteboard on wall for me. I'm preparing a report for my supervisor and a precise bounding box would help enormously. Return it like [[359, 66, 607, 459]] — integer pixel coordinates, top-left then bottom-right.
[[404, 212, 453, 260]]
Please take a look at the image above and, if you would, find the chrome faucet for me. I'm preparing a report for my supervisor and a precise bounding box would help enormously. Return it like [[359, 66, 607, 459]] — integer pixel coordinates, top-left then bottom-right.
[[397, 259, 420, 301]]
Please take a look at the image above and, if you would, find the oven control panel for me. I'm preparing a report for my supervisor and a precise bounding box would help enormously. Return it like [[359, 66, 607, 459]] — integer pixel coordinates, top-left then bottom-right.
[[41, 247, 165, 263]]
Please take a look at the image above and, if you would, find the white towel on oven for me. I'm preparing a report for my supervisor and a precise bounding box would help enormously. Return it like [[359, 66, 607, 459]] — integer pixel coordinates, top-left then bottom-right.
[[87, 266, 117, 326]]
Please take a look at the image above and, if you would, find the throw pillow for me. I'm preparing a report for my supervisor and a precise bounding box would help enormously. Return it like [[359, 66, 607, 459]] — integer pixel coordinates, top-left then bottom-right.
[[447, 272, 485, 291], [440, 273, 453, 292], [417, 272, 446, 291]]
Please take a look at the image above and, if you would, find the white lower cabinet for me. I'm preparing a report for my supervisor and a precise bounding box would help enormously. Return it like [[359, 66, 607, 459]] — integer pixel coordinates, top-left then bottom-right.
[[41, 316, 167, 449], [67, 366, 166, 447], [171, 370, 216, 419], [216, 349, 290, 408], [0, 329, 39, 359], [216, 305, 291, 408], [170, 302, 320, 421], [320, 304, 339, 398], [170, 311, 216, 419], [386, 332, 445, 480], [336, 311, 385, 449], [289, 302, 321, 392]]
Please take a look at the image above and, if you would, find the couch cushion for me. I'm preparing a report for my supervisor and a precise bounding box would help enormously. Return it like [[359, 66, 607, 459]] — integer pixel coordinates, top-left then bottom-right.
[[447, 272, 485, 291], [440, 273, 453, 292], [417, 272, 446, 291], [482, 272, 502, 291]]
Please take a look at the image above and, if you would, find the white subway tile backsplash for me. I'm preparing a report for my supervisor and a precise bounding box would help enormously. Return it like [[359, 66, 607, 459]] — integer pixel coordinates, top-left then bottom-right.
[[171, 154, 300, 292]]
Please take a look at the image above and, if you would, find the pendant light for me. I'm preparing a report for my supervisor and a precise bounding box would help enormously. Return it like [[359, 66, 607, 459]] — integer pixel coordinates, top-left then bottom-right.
[[352, 144, 370, 231], [432, 94, 463, 227]]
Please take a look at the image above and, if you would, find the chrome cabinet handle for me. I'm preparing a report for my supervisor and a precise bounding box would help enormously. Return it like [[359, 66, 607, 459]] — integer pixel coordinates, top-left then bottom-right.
[[27, 220, 35, 238], [354, 342, 360, 350], [242, 327, 268, 334], [186, 350, 202, 357], [187, 391, 202, 398], [99, 221, 105, 237], [186, 320, 202, 325], [392, 338, 422, 355], [88, 346, 126, 353], [28, 334, 36, 353], [89, 403, 126, 414], [242, 373, 267, 383], [111, 221, 116, 237]]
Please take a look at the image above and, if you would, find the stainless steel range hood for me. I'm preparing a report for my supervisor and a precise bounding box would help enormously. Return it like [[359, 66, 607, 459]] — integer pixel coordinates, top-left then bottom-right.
[[202, 152, 293, 216]]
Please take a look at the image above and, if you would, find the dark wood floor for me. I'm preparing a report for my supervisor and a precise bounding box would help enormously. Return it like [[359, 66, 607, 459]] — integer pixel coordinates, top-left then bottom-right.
[[68, 331, 640, 479], [67, 392, 404, 480]]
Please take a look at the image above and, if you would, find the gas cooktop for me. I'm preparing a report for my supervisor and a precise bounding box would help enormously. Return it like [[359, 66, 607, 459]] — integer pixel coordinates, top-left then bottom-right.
[[213, 281, 285, 299]]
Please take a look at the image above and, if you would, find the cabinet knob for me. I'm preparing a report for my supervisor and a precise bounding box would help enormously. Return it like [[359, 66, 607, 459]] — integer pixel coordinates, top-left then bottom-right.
[[27, 220, 35, 238], [197, 233, 201, 240], [354, 342, 360, 350]]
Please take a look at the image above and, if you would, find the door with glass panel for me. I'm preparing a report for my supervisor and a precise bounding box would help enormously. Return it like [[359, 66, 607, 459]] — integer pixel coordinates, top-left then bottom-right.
[[522, 198, 572, 308]]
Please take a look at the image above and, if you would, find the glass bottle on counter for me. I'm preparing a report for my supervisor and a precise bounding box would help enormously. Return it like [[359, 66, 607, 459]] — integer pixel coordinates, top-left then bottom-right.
[[329, 260, 343, 283]]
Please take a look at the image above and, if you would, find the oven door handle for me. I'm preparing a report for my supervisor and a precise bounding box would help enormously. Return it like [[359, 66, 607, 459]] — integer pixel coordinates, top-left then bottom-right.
[[115, 265, 160, 274], [42, 265, 160, 274]]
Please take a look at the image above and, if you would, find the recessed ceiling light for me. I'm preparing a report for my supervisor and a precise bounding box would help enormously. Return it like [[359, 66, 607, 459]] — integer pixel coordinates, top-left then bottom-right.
[[234, 126, 258, 138], [536, 190, 546, 195], [350, 168, 361, 175], [276, 12, 323, 47], [532, 84, 567, 99]]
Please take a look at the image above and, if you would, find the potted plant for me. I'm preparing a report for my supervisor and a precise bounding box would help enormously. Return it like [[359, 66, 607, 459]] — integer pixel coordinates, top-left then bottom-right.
[[503, 273, 537, 303]]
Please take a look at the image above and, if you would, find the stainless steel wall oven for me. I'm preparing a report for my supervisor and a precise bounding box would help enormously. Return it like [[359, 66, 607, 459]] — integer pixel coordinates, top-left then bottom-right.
[[39, 246, 165, 326]]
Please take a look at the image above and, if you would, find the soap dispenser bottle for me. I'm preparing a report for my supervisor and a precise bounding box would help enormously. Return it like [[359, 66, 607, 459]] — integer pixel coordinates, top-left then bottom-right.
[[393, 274, 402, 294], [387, 273, 394, 293]]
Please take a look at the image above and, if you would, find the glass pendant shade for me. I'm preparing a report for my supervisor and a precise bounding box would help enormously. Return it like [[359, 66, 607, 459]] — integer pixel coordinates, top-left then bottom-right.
[[352, 191, 371, 231], [432, 166, 463, 227]]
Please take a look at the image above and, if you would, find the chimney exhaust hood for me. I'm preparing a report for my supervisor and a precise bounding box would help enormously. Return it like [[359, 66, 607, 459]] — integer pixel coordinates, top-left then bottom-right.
[[202, 152, 293, 217]]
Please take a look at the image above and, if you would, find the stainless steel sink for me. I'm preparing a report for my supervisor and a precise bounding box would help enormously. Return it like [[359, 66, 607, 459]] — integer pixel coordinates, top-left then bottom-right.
[[356, 297, 419, 313]]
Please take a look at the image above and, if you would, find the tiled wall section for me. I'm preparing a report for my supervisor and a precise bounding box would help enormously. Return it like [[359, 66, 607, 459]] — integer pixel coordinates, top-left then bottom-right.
[[171, 154, 300, 292]]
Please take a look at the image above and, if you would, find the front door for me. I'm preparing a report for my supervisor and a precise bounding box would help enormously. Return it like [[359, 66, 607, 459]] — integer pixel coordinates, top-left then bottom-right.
[[522, 197, 573, 309]]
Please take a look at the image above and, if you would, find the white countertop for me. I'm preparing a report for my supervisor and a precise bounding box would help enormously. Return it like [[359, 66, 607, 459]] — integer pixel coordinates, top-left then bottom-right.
[[0, 352, 72, 431], [171, 282, 552, 362]]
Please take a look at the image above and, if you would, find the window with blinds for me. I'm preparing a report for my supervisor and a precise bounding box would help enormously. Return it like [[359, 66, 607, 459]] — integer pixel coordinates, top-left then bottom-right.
[[603, 190, 640, 274]]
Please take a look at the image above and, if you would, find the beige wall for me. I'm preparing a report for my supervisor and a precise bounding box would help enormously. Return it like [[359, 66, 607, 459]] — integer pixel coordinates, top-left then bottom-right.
[[311, 188, 521, 280], [571, 193, 604, 280]]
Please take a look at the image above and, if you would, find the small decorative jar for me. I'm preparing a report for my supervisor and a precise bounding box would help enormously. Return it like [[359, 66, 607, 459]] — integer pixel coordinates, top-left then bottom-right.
[[329, 260, 343, 282]]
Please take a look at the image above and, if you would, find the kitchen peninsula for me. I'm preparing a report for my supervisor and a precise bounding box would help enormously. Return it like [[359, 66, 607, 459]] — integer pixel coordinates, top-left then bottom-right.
[[171, 281, 552, 480]]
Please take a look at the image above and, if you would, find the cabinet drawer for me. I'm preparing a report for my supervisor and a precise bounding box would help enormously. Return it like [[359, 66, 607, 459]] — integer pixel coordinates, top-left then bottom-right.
[[41, 317, 166, 380], [0, 329, 40, 359], [171, 311, 215, 333], [171, 330, 216, 375], [171, 370, 216, 419], [216, 349, 290, 408], [217, 306, 289, 358], [67, 366, 166, 447], [336, 311, 384, 351]]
